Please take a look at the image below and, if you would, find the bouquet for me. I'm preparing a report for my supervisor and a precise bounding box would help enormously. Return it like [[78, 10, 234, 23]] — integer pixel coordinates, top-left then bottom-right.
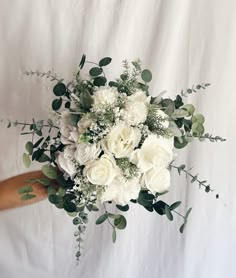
[[4, 55, 225, 259]]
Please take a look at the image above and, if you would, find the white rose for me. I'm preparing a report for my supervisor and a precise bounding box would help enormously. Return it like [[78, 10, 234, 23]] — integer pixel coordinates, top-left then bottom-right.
[[83, 154, 118, 185], [141, 168, 170, 194], [75, 143, 101, 165], [100, 176, 141, 206], [92, 86, 118, 108], [57, 145, 77, 178], [77, 116, 93, 134], [105, 123, 141, 158], [60, 111, 79, 145], [130, 135, 173, 172]]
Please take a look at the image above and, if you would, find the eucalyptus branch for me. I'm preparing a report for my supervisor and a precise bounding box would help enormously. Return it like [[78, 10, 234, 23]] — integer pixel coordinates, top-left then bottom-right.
[[103, 203, 116, 229], [170, 164, 219, 198], [180, 83, 210, 97], [185, 133, 226, 142], [86, 60, 107, 79], [24, 70, 63, 82]]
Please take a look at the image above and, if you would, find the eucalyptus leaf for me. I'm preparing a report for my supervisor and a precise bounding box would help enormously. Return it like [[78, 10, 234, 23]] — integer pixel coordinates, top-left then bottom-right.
[[99, 57, 112, 67], [167, 121, 182, 137], [114, 215, 127, 230], [169, 201, 182, 210], [182, 104, 195, 115], [80, 91, 93, 110], [42, 165, 58, 179], [21, 194, 36, 200], [171, 109, 189, 119], [79, 54, 86, 69], [164, 205, 173, 221], [89, 67, 102, 77], [112, 228, 117, 243], [192, 113, 205, 124], [192, 123, 204, 136], [25, 141, 33, 155], [48, 194, 63, 204], [53, 83, 66, 96], [22, 153, 31, 168], [18, 186, 33, 195], [93, 76, 107, 87], [116, 204, 129, 212], [52, 98, 62, 111], [96, 214, 108, 225], [141, 69, 152, 83]]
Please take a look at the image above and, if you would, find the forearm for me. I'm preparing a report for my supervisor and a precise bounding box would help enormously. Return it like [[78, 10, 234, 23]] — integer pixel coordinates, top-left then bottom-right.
[[0, 171, 48, 210]]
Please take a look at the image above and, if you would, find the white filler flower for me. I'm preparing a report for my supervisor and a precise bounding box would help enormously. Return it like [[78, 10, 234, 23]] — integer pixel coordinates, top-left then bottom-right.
[[92, 86, 118, 109]]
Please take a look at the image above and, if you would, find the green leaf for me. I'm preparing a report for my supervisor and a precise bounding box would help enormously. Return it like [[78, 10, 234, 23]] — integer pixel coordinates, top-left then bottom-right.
[[73, 217, 82, 225], [89, 67, 102, 77], [174, 136, 188, 149], [141, 69, 152, 83], [25, 141, 33, 155], [48, 194, 63, 204], [169, 201, 182, 210], [164, 205, 173, 221], [32, 149, 44, 161], [179, 223, 185, 233], [112, 228, 117, 243], [37, 178, 51, 186], [167, 121, 182, 137], [192, 123, 204, 136], [153, 200, 167, 215], [96, 214, 108, 225], [42, 165, 58, 179], [99, 57, 112, 67], [185, 207, 192, 222], [114, 215, 127, 230], [53, 83, 66, 96], [116, 204, 129, 212], [171, 109, 189, 119], [22, 153, 31, 168], [107, 213, 120, 219], [52, 98, 62, 111], [33, 137, 44, 148], [174, 95, 184, 109], [93, 76, 107, 87], [109, 81, 118, 87], [80, 91, 93, 110], [79, 54, 86, 69], [37, 153, 51, 163], [182, 104, 195, 115], [161, 99, 175, 116], [192, 113, 205, 124], [138, 190, 155, 207], [18, 186, 33, 195], [21, 194, 36, 200]]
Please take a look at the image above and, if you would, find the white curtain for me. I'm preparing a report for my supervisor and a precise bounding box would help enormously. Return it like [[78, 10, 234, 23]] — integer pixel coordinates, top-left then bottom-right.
[[0, 1, 235, 277]]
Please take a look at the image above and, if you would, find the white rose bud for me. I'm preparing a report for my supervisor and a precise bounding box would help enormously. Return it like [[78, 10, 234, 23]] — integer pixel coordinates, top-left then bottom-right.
[[57, 145, 77, 178], [100, 176, 141, 206], [141, 168, 170, 194], [130, 135, 173, 172], [92, 86, 118, 109], [83, 154, 118, 185], [75, 143, 101, 165], [105, 123, 141, 158]]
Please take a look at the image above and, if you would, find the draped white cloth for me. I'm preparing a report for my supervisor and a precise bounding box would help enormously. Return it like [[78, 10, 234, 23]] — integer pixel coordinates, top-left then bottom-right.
[[0, 0, 235, 277]]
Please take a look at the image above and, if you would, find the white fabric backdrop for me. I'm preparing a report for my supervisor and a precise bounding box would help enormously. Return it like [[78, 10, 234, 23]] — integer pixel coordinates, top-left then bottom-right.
[[0, 0, 235, 277]]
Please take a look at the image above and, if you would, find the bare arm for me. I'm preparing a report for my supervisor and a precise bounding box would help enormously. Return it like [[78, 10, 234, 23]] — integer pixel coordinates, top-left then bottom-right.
[[0, 171, 48, 210]]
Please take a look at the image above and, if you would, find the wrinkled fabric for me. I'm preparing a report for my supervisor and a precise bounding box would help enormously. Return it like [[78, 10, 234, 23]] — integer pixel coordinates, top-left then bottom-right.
[[0, 0, 235, 277]]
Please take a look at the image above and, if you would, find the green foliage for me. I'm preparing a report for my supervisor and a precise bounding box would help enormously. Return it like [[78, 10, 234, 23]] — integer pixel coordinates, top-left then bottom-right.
[[79, 54, 86, 69], [80, 90, 93, 110], [114, 215, 127, 230], [116, 204, 129, 212], [93, 76, 107, 86], [48, 194, 63, 204], [112, 228, 117, 243], [22, 153, 31, 168], [141, 69, 152, 83], [52, 98, 62, 111], [25, 141, 33, 155], [21, 194, 36, 200], [89, 67, 102, 77], [96, 214, 108, 225], [42, 165, 58, 179], [53, 83, 66, 96], [18, 185, 33, 194], [99, 57, 112, 67]]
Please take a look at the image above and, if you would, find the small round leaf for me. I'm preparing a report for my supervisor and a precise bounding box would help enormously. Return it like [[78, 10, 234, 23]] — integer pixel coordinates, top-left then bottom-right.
[[89, 67, 103, 77], [141, 69, 152, 83], [53, 83, 66, 96], [99, 57, 112, 67]]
